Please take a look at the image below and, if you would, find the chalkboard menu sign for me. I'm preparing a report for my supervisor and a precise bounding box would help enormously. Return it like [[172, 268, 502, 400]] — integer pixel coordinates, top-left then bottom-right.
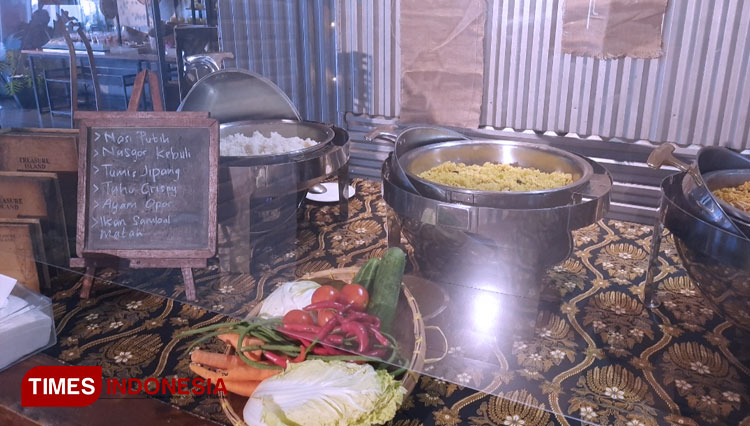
[[75, 112, 218, 259]]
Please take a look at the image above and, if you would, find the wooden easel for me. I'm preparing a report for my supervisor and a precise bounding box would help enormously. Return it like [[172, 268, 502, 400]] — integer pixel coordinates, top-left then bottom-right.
[[71, 257, 201, 300], [71, 70, 215, 301]]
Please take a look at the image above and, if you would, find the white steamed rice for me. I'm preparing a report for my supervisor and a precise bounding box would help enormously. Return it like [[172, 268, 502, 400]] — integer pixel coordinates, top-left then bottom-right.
[[220, 131, 318, 156]]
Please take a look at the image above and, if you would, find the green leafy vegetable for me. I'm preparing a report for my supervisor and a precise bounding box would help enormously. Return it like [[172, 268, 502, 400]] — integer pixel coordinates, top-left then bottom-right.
[[243, 360, 406, 426]]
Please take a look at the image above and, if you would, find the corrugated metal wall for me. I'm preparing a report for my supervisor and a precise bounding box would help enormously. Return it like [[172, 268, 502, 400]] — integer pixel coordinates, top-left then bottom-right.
[[218, 0, 750, 148], [218, 0, 399, 122], [337, 0, 400, 118], [216, 0, 339, 124], [483, 0, 750, 149]]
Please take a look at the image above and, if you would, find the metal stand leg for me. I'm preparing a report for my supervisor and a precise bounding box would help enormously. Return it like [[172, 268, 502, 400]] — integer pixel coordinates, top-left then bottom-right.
[[644, 198, 665, 309], [338, 162, 350, 220], [217, 167, 252, 274]]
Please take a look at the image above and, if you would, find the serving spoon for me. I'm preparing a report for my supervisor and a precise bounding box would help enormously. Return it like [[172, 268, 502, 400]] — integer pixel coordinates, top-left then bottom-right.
[[309, 184, 327, 194]]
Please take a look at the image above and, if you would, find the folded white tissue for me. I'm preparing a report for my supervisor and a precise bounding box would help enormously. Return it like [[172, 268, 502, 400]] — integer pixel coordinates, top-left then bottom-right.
[[0, 277, 56, 371]]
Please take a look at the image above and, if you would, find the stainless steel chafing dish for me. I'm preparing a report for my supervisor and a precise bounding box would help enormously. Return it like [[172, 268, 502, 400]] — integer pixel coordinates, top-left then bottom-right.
[[178, 69, 351, 272], [645, 144, 750, 331], [399, 139, 594, 209], [373, 126, 612, 296]]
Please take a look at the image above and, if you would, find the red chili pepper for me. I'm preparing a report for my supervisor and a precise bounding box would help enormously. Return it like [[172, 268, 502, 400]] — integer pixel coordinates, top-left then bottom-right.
[[311, 346, 331, 355], [314, 316, 340, 341], [291, 345, 307, 363], [278, 329, 315, 342], [263, 351, 288, 368], [324, 345, 347, 355], [310, 344, 347, 356], [340, 321, 370, 353], [280, 324, 321, 334], [345, 311, 382, 328], [323, 335, 344, 345], [277, 330, 343, 346], [304, 301, 346, 311], [368, 325, 390, 347]]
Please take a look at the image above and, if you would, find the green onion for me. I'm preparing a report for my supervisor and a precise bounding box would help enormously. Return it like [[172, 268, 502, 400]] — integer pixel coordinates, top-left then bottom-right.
[[307, 355, 375, 362], [236, 326, 283, 370]]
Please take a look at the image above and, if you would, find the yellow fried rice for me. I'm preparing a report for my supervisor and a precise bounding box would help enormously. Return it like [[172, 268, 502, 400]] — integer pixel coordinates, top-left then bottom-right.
[[417, 161, 574, 192], [713, 181, 750, 212]]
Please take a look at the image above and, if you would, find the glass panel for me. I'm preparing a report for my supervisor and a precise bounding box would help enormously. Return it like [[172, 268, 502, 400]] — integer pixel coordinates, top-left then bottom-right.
[[1, 1, 748, 425]]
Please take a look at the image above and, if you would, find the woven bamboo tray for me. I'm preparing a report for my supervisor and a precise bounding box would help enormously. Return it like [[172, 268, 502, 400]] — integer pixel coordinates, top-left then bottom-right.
[[219, 267, 426, 426]]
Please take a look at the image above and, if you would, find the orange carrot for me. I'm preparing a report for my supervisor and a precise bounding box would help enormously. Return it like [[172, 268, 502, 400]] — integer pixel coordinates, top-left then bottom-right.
[[218, 333, 263, 360], [190, 362, 228, 382], [190, 361, 280, 382], [223, 364, 280, 381], [191, 349, 245, 370]]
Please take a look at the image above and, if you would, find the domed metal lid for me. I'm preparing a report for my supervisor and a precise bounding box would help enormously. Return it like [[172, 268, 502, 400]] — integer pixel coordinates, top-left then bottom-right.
[[178, 69, 300, 123]]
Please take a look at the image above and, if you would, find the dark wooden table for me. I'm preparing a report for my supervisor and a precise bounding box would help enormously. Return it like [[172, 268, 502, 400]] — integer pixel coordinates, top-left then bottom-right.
[[0, 355, 214, 426]]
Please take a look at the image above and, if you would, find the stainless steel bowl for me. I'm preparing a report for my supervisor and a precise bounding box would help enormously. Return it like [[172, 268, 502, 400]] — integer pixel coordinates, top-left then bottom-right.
[[219, 120, 335, 164], [400, 140, 595, 209]]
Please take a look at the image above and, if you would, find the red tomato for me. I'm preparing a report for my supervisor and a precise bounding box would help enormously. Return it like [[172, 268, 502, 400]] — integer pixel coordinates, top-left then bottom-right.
[[317, 309, 336, 327], [312, 285, 340, 304], [283, 309, 314, 326], [339, 283, 369, 311]]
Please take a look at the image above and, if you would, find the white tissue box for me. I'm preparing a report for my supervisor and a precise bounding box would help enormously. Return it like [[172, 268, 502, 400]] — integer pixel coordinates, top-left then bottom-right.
[[0, 284, 56, 371]]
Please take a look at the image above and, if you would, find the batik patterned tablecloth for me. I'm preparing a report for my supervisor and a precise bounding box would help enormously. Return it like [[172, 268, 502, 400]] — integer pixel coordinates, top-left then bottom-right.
[[45, 179, 750, 425]]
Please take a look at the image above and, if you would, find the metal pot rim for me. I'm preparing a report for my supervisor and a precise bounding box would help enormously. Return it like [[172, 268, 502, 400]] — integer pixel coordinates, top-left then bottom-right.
[[400, 139, 595, 197]]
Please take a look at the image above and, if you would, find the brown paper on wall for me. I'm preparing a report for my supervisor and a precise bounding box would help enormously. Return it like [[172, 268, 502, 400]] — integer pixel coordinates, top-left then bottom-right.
[[399, 0, 486, 128], [562, 0, 668, 59]]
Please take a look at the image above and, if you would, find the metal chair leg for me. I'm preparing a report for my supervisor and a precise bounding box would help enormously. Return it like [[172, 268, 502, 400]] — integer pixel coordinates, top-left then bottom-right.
[[43, 73, 55, 117]]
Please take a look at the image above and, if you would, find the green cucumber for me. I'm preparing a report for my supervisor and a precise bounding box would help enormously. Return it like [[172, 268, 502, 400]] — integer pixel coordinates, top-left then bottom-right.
[[352, 258, 381, 292], [367, 247, 406, 333]]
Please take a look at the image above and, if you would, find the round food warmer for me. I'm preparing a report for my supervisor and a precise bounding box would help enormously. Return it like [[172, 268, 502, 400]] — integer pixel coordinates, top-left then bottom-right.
[[373, 127, 612, 297], [178, 69, 351, 273], [645, 144, 750, 332]]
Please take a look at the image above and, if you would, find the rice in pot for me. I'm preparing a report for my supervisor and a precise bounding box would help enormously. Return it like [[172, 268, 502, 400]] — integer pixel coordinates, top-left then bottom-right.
[[221, 131, 318, 156], [713, 181, 750, 212], [417, 161, 574, 192]]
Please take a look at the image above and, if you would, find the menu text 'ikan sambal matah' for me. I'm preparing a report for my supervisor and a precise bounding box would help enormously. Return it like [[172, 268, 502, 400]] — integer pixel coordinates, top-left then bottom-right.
[[75, 112, 218, 259]]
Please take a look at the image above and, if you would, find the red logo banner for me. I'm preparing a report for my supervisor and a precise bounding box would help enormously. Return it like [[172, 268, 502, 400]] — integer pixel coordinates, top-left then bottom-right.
[[22, 366, 102, 407]]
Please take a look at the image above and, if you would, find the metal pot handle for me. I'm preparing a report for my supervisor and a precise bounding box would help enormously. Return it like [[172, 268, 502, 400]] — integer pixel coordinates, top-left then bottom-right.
[[567, 161, 613, 230], [365, 126, 398, 143], [647, 143, 691, 172], [648, 143, 704, 187], [365, 125, 471, 144]]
